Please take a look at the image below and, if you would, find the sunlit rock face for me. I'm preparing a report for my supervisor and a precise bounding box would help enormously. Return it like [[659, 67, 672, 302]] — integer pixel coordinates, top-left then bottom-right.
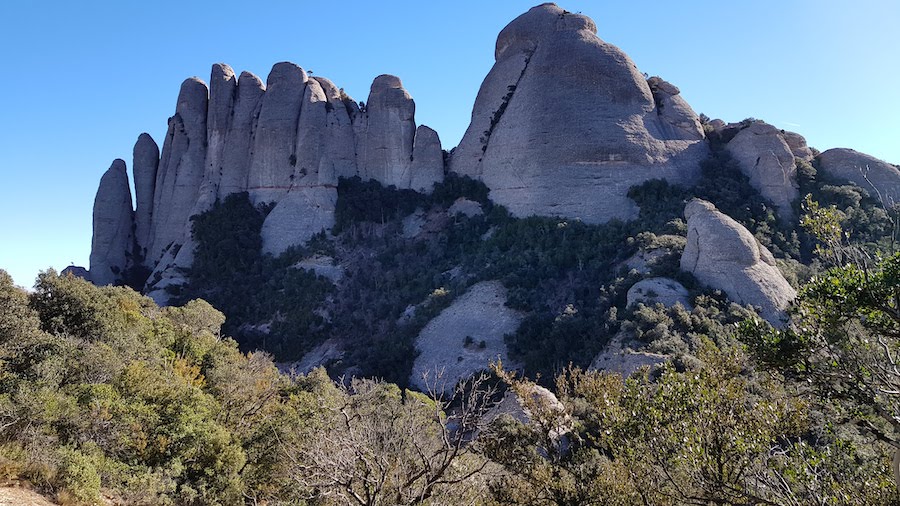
[[450, 3, 708, 223]]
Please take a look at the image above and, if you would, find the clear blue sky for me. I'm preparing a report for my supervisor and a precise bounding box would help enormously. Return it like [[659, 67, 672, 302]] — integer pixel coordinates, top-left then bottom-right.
[[1, 1, 897, 288]]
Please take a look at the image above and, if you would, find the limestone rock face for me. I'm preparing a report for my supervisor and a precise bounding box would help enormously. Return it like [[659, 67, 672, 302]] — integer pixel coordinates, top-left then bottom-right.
[[647, 77, 704, 141], [132, 133, 159, 261], [261, 186, 337, 255], [725, 122, 799, 217], [817, 148, 900, 206], [195, 63, 237, 213], [148, 77, 208, 264], [590, 331, 666, 377], [356, 75, 418, 188], [680, 199, 795, 325], [247, 62, 308, 205], [450, 3, 707, 223], [89, 160, 134, 286], [217, 71, 264, 200], [409, 125, 444, 192], [626, 277, 691, 309], [313, 77, 358, 182], [783, 131, 813, 162], [410, 281, 523, 392]]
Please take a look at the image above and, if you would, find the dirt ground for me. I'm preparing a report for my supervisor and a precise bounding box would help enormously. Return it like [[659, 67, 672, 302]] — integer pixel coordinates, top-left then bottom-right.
[[0, 484, 57, 506]]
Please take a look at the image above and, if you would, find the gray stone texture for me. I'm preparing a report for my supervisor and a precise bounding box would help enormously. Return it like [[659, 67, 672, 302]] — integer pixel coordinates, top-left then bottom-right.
[[89, 159, 134, 286], [680, 199, 795, 326], [148, 77, 208, 264], [725, 121, 799, 218], [626, 277, 691, 309], [817, 148, 900, 207], [450, 3, 707, 223], [132, 133, 159, 261], [410, 281, 522, 392]]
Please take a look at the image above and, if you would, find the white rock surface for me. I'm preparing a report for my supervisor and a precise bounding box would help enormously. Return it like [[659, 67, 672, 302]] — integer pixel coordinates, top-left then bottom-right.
[[680, 199, 795, 326], [410, 281, 523, 392], [450, 3, 707, 223], [590, 331, 667, 377]]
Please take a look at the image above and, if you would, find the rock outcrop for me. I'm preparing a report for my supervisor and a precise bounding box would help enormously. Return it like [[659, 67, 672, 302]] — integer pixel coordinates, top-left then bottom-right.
[[89, 159, 134, 286], [132, 133, 159, 262], [680, 199, 795, 325], [626, 277, 691, 309], [410, 281, 523, 392], [725, 121, 799, 218], [90, 61, 444, 302], [817, 148, 900, 206], [450, 3, 708, 223]]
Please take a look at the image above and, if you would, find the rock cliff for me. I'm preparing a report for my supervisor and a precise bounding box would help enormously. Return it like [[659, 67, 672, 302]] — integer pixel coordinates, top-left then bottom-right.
[[817, 148, 900, 206], [89, 63, 444, 299], [449, 3, 708, 223]]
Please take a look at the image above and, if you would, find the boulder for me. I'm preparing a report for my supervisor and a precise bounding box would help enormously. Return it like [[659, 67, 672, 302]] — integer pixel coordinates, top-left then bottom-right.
[[247, 62, 308, 204], [725, 121, 799, 218], [132, 133, 159, 261], [590, 331, 667, 377], [817, 148, 900, 206], [647, 76, 704, 140], [148, 77, 208, 264], [450, 3, 707, 223], [680, 199, 795, 325], [626, 277, 691, 309], [783, 130, 813, 162], [89, 159, 134, 286], [410, 281, 523, 392], [448, 197, 483, 217]]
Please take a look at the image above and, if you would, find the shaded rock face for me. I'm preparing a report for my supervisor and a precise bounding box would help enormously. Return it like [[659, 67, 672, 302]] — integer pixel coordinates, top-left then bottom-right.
[[680, 199, 795, 326], [89, 160, 134, 286], [61, 265, 90, 280], [410, 281, 523, 393], [91, 62, 444, 303], [725, 121, 799, 219], [450, 3, 708, 223], [817, 148, 900, 206], [132, 133, 159, 263]]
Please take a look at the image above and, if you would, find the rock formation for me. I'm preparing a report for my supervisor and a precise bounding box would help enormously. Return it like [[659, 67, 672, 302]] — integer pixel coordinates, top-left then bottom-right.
[[817, 148, 900, 206], [680, 199, 795, 325], [725, 121, 800, 218], [90, 61, 444, 302], [89, 159, 134, 286], [410, 281, 523, 392], [132, 133, 159, 262], [626, 277, 691, 309], [450, 3, 708, 223]]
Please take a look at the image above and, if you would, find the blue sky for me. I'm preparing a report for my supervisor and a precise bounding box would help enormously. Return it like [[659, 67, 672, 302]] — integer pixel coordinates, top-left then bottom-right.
[[1, 1, 898, 288]]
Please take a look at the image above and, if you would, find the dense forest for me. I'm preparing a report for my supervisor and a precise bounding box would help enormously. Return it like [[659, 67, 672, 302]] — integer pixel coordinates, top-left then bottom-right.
[[4, 125, 900, 504]]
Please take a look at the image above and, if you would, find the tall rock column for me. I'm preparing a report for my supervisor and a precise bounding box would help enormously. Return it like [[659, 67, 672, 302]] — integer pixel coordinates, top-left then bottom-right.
[[216, 70, 265, 200], [148, 77, 209, 264], [132, 133, 159, 262], [247, 62, 308, 205], [356, 75, 417, 188], [89, 159, 135, 286], [195, 63, 237, 212]]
